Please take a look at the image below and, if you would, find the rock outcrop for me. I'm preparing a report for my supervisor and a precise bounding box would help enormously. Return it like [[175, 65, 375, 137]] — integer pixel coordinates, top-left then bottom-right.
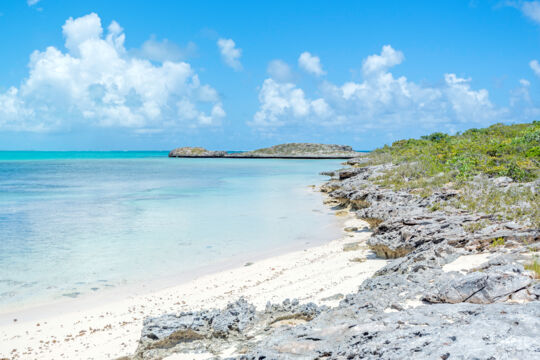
[[169, 143, 361, 158], [424, 259, 533, 304], [168, 147, 226, 157], [230, 143, 360, 158], [131, 298, 323, 359]]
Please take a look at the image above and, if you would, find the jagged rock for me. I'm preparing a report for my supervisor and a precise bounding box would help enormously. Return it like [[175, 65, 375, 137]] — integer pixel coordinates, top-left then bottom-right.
[[530, 283, 540, 297], [374, 242, 461, 276], [345, 156, 369, 166], [493, 176, 514, 187], [227, 302, 540, 360], [424, 262, 533, 304], [320, 167, 367, 181], [365, 215, 468, 259], [130, 298, 324, 359], [337, 167, 366, 180]]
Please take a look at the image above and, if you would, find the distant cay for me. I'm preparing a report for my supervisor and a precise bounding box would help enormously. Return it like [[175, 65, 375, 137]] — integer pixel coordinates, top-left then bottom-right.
[[169, 143, 362, 159]]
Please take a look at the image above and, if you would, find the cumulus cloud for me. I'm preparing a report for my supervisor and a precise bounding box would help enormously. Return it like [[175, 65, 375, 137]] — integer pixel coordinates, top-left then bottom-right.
[[530, 59, 540, 76], [252, 45, 507, 132], [267, 60, 293, 82], [521, 1, 540, 23], [362, 45, 404, 75], [62, 13, 104, 55], [0, 13, 224, 132], [217, 38, 242, 71], [298, 52, 325, 76], [250, 79, 331, 127]]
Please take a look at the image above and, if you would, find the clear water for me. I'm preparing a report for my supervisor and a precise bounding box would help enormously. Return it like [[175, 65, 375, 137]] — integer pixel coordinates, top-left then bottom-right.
[[0, 152, 342, 310]]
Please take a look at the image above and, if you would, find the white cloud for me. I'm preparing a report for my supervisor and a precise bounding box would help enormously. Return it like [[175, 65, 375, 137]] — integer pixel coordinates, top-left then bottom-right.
[[136, 36, 197, 62], [252, 45, 507, 132], [510, 78, 540, 118], [267, 60, 292, 82], [298, 52, 325, 76], [27, 0, 41, 6], [0, 13, 225, 132], [511, 79, 532, 106], [530, 59, 540, 76], [521, 1, 540, 23], [362, 45, 404, 75], [217, 38, 242, 71], [250, 79, 331, 127], [62, 13, 104, 55]]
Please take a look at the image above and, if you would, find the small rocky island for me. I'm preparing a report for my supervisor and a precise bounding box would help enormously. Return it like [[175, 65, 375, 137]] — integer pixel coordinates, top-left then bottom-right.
[[169, 143, 361, 159]]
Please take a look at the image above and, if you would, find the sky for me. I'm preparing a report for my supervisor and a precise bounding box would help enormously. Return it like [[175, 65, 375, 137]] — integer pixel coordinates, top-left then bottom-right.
[[0, 0, 539, 150]]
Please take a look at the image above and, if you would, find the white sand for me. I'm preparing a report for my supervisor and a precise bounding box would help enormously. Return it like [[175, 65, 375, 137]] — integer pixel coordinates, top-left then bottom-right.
[[0, 216, 387, 360], [442, 253, 493, 274]]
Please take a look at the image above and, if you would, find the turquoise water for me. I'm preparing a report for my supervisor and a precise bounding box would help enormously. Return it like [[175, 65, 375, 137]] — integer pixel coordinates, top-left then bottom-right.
[[0, 152, 342, 309], [0, 151, 169, 160]]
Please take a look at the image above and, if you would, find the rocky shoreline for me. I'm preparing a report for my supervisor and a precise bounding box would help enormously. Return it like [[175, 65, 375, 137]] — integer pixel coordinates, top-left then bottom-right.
[[127, 157, 540, 360], [168, 143, 361, 159]]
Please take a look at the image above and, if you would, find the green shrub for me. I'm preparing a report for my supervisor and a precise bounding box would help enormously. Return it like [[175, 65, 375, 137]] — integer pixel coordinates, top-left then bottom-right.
[[491, 237, 505, 247], [369, 122, 539, 181], [525, 257, 540, 279]]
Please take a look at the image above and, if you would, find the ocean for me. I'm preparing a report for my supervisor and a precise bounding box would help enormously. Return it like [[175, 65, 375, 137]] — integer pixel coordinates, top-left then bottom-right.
[[0, 152, 343, 310]]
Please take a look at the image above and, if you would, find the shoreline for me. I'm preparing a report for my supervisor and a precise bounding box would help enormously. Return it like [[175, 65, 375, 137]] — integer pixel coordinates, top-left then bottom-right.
[[0, 186, 341, 322], [0, 194, 387, 359], [0, 211, 341, 324]]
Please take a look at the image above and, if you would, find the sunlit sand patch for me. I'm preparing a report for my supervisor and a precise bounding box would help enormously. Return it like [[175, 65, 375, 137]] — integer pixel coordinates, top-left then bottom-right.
[[442, 253, 492, 273]]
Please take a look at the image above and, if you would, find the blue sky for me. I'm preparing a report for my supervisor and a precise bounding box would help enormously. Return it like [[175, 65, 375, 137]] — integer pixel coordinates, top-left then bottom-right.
[[0, 0, 539, 150]]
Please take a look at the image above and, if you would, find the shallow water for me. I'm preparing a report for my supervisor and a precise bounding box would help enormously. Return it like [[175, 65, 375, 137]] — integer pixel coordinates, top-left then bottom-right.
[[0, 153, 342, 309]]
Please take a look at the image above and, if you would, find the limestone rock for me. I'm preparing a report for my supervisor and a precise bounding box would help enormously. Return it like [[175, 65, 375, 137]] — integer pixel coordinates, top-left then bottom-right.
[[424, 262, 533, 304], [168, 147, 226, 157]]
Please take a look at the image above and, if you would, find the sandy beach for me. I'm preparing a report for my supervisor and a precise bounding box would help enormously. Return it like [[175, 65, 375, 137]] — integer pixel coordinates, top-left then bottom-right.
[[0, 214, 388, 360]]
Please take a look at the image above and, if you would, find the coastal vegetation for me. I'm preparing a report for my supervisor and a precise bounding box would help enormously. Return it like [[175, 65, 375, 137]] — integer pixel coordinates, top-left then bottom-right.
[[525, 257, 540, 279], [360, 122, 539, 227], [244, 143, 357, 157], [368, 121, 539, 181]]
